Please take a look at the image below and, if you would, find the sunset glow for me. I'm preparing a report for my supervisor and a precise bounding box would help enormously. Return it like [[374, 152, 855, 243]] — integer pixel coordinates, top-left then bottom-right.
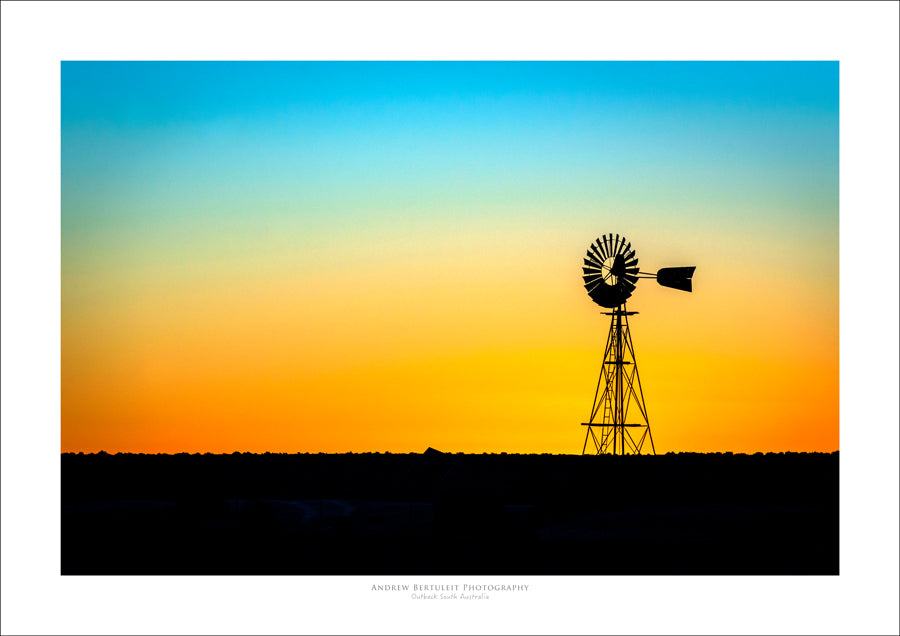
[[61, 62, 839, 454]]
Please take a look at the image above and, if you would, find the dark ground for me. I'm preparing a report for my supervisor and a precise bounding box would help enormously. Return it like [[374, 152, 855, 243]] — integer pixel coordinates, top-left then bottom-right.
[[61, 450, 838, 575]]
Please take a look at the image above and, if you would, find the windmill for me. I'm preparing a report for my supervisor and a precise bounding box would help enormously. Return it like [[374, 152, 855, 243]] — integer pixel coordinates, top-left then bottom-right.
[[581, 233, 695, 455]]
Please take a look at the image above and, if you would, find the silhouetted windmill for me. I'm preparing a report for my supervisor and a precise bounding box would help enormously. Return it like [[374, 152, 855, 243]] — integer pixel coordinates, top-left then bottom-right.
[[581, 233, 695, 455]]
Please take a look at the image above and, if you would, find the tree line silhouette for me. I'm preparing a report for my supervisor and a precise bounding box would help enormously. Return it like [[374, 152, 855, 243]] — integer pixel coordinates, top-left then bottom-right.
[[62, 450, 838, 575]]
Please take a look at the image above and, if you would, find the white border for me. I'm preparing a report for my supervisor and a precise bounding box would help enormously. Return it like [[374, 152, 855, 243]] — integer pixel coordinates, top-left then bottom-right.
[[2, 2, 898, 635]]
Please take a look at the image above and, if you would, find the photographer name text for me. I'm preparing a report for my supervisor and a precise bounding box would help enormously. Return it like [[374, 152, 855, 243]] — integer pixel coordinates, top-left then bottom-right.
[[372, 583, 528, 601]]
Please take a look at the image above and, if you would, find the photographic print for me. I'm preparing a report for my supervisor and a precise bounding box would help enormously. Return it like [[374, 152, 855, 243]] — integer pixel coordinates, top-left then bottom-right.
[[61, 61, 839, 575]]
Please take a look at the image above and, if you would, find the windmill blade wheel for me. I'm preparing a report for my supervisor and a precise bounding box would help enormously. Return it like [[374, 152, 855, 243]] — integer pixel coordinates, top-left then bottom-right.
[[583, 233, 638, 309]]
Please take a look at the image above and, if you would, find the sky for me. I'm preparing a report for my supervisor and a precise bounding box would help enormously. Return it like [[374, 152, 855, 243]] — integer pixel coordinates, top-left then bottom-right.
[[61, 61, 839, 454]]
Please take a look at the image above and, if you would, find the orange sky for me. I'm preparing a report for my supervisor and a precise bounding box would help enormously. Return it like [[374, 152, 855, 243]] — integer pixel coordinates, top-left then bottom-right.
[[61, 62, 839, 453]]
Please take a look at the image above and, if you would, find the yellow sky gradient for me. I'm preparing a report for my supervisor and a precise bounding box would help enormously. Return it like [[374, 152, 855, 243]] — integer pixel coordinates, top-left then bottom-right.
[[62, 217, 837, 454]]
